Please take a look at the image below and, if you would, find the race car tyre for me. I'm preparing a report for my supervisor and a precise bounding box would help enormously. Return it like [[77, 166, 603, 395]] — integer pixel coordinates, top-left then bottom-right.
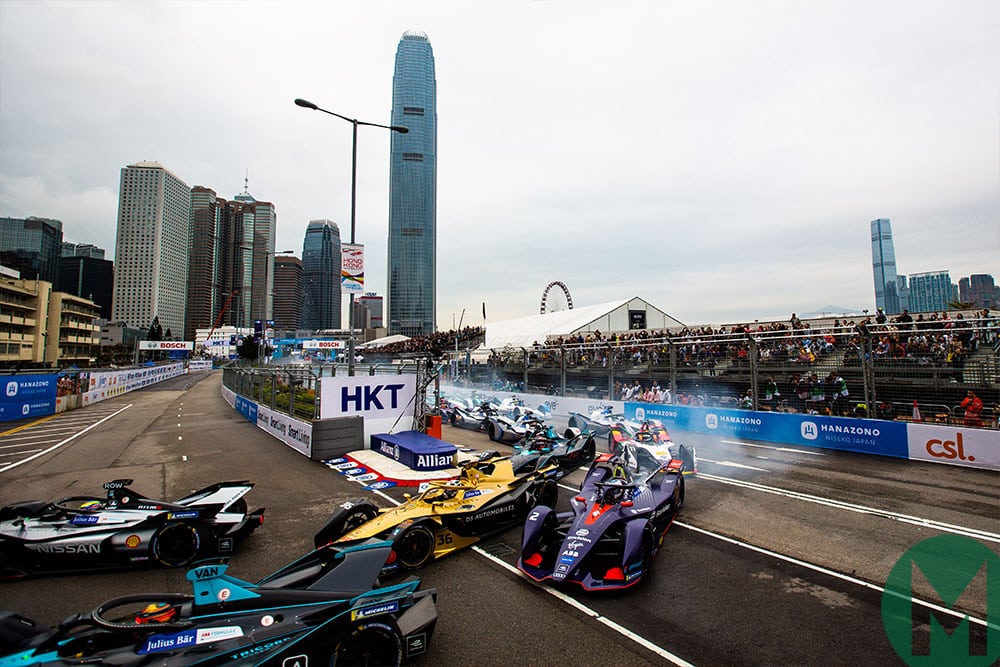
[[450, 412, 459, 426], [676, 476, 685, 510], [535, 481, 558, 510], [488, 423, 501, 442], [607, 434, 617, 453], [330, 620, 404, 666], [341, 506, 378, 535], [394, 525, 435, 570], [152, 523, 201, 568], [640, 531, 656, 578], [581, 437, 596, 462]]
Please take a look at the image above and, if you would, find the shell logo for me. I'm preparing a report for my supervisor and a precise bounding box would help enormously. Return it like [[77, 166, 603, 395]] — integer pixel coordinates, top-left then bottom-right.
[[125, 534, 142, 548]]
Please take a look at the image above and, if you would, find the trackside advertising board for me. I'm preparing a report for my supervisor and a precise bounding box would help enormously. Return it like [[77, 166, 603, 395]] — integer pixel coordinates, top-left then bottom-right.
[[906, 423, 1000, 470], [222, 383, 314, 457], [626, 402, 909, 458], [0, 375, 58, 422], [319, 375, 417, 445], [81, 363, 186, 406]]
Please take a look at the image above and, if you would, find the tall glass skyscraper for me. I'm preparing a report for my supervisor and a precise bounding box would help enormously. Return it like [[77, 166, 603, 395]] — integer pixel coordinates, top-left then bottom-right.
[[387, 31, 437, 336], [301, 219, 341, 331], [870, 218, 901, 315]]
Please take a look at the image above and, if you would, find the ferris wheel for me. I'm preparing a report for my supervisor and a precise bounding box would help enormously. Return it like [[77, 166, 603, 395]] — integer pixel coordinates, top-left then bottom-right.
[[540, 281, 574, 314]]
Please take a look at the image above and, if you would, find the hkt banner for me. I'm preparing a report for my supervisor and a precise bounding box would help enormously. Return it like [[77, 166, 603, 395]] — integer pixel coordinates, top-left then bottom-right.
[[0, 375, 58, 421], [341, 244, 364, 294], [319, 375, 417, 445]]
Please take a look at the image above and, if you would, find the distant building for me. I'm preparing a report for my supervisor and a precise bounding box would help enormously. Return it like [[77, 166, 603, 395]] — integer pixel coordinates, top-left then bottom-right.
[[61, 242, 105, 260], [0, 216, 64, 284], [870, 218, 901, 315], [907, 271, 955, 313], [959, 274, 998, 309], [233, 187, 277, 332], [273, 255, 303, 330], [388, 31, 437, 336], [357, 293, 384, 329], [301, 219, 341, 331], [58, 255, 113, 320], [0, 277, 99, 367], [112, 162, 190, 336]]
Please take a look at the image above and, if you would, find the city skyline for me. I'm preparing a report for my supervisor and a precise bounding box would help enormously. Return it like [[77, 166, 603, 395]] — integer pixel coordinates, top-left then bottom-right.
[[1, 2, 997, 326]]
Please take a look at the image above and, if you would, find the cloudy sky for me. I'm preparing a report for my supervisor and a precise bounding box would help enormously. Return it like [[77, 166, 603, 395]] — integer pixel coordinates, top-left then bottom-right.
[[1, 1, 997, 328]]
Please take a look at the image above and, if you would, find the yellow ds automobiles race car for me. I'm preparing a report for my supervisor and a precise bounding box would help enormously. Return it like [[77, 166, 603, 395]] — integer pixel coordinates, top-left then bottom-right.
[[314, 451, 560, 572]]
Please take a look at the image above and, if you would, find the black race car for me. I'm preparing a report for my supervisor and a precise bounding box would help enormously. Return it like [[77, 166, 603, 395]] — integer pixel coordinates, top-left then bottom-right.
[[0, 541, 437, 665], [510, 427, 598, 479], [0, 479, 264, 578]]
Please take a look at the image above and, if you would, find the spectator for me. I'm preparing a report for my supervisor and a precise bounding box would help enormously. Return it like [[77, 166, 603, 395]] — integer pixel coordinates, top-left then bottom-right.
[[795, 376, 811, 413], [875, 308, 887, 324], [761, 375, 779, 411], [808, 373, 826, 414], [740, 389, 754, 410], [828, 371, 848, 414], [961, 391, 983, 427]]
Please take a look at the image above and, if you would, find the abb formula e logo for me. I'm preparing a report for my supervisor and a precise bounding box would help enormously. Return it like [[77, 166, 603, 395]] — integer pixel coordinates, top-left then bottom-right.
[[925, 433, 975, 462]]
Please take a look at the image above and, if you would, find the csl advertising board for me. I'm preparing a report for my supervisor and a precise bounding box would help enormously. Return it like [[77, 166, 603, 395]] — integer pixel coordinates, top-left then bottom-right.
[[906, 423, 1000, 470]]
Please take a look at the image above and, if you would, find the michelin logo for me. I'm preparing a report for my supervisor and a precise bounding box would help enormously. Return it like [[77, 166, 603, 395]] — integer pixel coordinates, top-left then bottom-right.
[[351, 601, 399, 621], [801, 421, 818, 440]]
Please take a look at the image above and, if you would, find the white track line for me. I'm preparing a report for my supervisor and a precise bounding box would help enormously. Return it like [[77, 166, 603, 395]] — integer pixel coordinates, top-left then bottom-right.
[[720, 439, 826, 456], [697, 472, 1000, 543], [676, 521, 994, 630], [0, 405, 133, 473], [373, 483, 694, 665]]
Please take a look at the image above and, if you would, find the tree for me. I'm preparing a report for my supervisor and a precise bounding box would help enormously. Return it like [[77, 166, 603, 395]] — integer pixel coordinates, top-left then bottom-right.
[[164, 327, 173, 340], [147, 316, 164, 341], [947, 299, 974, 310], [237, 336, 259, 361]]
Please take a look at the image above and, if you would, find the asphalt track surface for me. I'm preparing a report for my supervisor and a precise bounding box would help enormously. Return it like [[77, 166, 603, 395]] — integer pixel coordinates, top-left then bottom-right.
[[0, 371, 997, 666]]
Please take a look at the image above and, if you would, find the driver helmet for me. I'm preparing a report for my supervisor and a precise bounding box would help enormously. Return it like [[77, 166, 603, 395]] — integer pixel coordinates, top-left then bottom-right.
[[78, 500, 103, 512], [602, 477, 630, 504], [135, 602, 179, 624]]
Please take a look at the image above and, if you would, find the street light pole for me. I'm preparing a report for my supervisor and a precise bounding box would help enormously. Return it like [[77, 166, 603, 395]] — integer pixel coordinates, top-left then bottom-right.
[[295, 97, 408, 375]]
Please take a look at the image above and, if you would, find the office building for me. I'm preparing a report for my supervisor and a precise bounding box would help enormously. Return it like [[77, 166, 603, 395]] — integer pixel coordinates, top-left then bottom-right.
[[357, 293, 384, 330], [301, 219, 341, 331], [907, 271, 955, 313], [0, 277, 99, 367], [0, 216, 63, 284], [61, 242, 105, 260], [273, 255, 303, 330], [112, 162, 191, 336], [959, 274, 998, 309], [870, 218, 901, 315], [233, 186, 277, 330], [186, 186, 223, 340], [387, 31, 437, 336], [59, 255, 113, 320]]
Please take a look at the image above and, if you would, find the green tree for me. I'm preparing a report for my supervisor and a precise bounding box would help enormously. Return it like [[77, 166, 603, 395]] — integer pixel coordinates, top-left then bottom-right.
[[237, 336, 259, 361], [946, 299, 974, 310], [147, 316, 164, 341]]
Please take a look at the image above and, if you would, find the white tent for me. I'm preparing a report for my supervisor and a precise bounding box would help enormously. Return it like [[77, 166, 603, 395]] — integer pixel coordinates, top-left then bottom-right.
[[357, 334, 410, 349], [483, 297, 684, 350]]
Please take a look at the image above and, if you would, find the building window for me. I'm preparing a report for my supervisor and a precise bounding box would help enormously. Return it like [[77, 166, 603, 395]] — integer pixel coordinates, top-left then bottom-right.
[[403, 107, 424, 115], [402, 153, 424, 161]]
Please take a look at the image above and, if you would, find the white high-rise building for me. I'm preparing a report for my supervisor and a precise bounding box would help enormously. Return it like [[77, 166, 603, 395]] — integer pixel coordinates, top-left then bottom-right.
[[112, 161, 191, 336]]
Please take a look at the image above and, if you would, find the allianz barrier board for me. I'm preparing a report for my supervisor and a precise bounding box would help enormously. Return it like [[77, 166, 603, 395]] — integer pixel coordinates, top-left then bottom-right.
[[626, 402, 908, 458]]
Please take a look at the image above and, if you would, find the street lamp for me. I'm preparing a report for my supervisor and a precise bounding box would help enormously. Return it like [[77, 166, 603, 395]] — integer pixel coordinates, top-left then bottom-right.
[[294, 97, 408, 375]]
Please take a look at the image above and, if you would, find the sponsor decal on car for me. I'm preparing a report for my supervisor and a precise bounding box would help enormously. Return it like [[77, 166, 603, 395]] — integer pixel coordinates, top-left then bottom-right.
[[125, 534, 141, 548], [32, 543, 100, 554], [406, 632, 429, 656], [70, 514, 100, 525], [167, 511, 199, 520], [351, 601, 400, 621]]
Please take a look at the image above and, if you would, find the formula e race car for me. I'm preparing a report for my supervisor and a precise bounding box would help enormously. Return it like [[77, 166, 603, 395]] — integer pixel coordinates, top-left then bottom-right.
[[0, 479, 264, 578], [609, 420, 698, 474], [518, 445, 685, 591], [0, 541, 437, 666], [566, 407, 639, 442], [314, 451, 560, 571], [484, 401, 552, 444], [510, 427, 598, 478]]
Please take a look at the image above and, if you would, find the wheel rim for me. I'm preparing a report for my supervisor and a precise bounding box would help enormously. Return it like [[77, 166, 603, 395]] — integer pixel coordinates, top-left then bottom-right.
[[343, 509, 374, 534], [396, 526, 434, 569], [154, 523, 200, 567]]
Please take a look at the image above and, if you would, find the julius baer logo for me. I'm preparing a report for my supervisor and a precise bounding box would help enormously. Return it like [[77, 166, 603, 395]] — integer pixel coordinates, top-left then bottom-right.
[[881, 534, 999, 666]]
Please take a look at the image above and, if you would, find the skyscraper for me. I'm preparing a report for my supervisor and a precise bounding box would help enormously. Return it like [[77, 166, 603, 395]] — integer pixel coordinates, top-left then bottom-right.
[[387, 31, 437, 336], [186, 186, 222, 340], [112, 162, 190, 335], [870, 218, 901, 315], [0, 216, 63, 283], [273, 255, 303, 331], [908, 271, 955, 313], [233, 187, 277, 331], [301, 219, 341, 331]]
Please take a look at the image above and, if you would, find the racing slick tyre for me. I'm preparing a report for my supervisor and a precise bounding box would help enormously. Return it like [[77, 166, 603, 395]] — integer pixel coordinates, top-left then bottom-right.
[[449, 412, 459, 427], [676, 476, 685, 510], [581, 437, 597, 462], [394, 525, 435, 570], [330, 620, 404, 666], [535, 481, 558, 510], [487, 422, 502, 442], [315, 503, 379, 548], [152, 522, 201, 568]]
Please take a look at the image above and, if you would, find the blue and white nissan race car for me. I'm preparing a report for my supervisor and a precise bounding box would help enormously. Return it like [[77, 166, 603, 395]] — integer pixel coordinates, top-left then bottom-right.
[[0, 479, 264, 578]]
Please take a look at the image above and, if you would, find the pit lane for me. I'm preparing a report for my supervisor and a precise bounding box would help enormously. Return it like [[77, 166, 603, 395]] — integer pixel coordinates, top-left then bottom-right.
[[0, 372, 996, 665]]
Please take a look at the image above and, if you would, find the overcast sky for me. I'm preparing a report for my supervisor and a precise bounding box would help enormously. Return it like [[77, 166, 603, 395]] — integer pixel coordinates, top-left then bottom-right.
[[1, 1, 997, 329]]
